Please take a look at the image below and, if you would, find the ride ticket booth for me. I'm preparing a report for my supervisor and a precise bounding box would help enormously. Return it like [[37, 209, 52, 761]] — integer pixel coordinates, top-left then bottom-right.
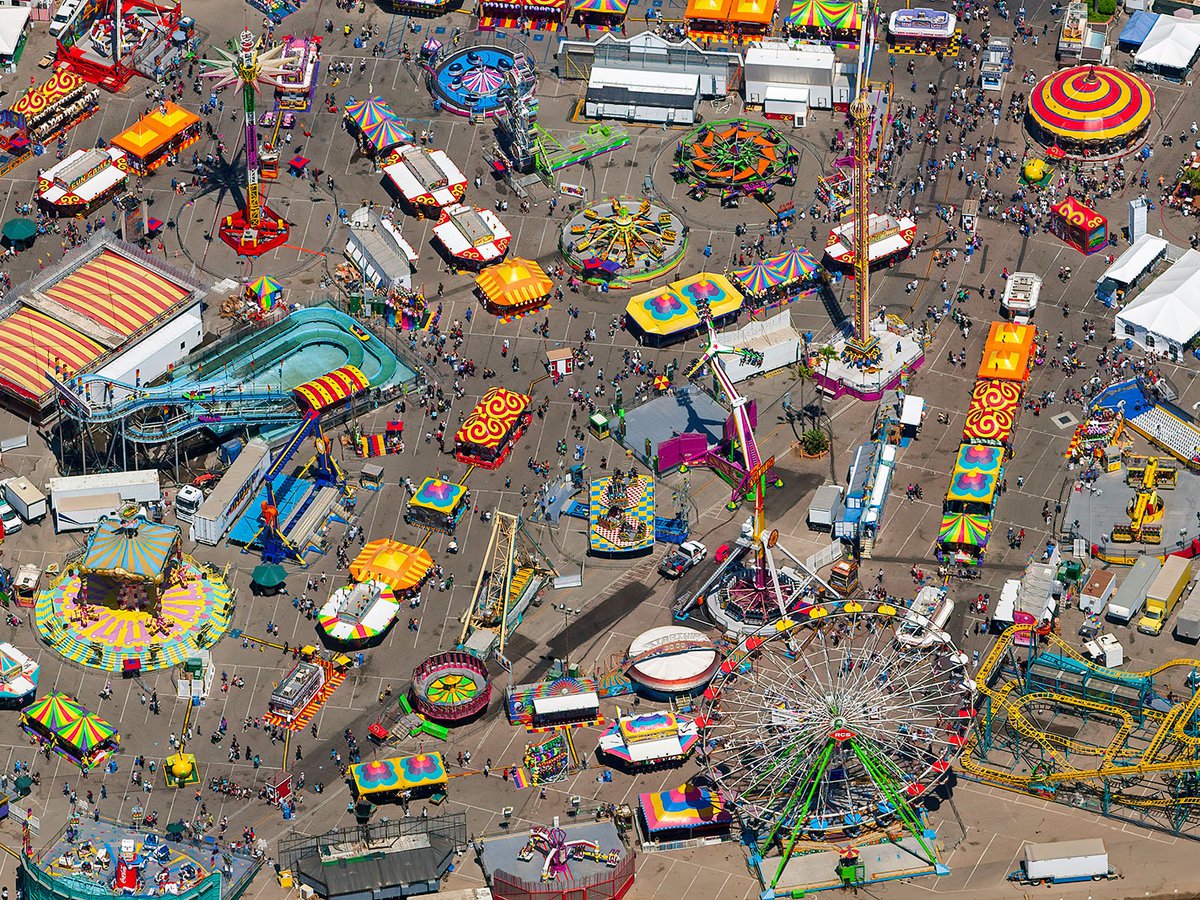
[[960, 198, 979, 235], [266, 771, 292, 805]]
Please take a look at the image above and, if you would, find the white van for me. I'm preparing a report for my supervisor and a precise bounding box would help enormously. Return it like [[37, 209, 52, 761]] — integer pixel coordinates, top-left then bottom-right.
[[49, 0, 83, 39]]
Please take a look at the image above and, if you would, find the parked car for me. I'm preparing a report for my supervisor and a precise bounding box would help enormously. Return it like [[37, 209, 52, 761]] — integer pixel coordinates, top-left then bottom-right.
[[659, 541, 707, 579], [0, 500, 22, 534]]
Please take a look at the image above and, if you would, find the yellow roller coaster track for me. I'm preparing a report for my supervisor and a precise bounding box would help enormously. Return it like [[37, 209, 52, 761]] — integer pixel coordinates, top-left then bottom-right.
[[964, 625, 1200, 789]]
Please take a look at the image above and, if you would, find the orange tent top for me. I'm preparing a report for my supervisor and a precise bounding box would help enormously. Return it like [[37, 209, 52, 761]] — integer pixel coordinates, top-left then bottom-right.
[[350, 539, 434, 593], [977, 321, 1036, 382], [686, 0, 733, 21], [728, 0, 776, 25], [110, 102, 201, 161], [475, 258, 553, 310]]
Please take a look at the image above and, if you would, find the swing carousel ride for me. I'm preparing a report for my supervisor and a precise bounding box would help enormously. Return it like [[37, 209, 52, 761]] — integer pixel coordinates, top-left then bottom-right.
[[560, 197, 688, 288], [699, 605, 972, 891], [203, 29, 298, 256]]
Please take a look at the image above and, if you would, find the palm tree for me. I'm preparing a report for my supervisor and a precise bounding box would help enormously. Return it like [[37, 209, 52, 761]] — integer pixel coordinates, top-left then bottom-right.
[[793, 360, 814, 425], [816, 344, 839, 411]]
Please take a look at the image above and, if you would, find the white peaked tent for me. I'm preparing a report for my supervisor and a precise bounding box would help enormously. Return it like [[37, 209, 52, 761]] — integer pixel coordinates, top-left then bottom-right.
[[1116, 249, 1200, 356], [1134, 16, 1200, 76]]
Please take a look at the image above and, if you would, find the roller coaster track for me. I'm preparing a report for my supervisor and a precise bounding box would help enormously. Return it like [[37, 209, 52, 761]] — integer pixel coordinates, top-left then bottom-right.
[[51, 373, 298, 442], [964, 625, 1200, 793]]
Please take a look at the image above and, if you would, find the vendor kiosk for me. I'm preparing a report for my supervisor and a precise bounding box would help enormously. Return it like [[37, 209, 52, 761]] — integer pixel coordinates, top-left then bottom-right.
[[1049, 196, 1108, 255]]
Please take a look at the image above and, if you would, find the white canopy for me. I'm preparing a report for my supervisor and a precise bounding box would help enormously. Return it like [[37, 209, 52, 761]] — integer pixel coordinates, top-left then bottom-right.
[[0, 7, 29, 56], [1117, 249, 1200, 345], [1100, 233, 1167, 287], [1135, 16, 1200, 71]]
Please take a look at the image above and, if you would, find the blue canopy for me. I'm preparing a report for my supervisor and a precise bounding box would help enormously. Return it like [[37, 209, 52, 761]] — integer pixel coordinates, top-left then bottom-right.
[[1119, 11, 1158, 50]]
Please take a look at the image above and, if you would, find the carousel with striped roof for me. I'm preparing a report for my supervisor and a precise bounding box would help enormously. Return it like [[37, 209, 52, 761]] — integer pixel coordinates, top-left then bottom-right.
[[35, 507, 234, 674]]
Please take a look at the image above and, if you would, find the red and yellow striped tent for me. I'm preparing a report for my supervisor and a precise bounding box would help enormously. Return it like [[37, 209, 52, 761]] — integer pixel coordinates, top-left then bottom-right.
[[45, 251, 190, 336], [293, 365, 370, 412], [0, 308, 104, 402]]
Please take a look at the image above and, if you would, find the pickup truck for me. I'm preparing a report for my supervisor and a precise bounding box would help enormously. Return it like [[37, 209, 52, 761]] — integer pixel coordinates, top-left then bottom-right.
[[659, 541, 707, 579]]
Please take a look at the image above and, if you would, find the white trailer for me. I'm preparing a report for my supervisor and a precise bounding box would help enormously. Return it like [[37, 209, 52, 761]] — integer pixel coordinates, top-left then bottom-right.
[[1107, 556, 1160, 623], [1, 476, 47, 522], [1001, 272, 1041, 323], [807, 484, 844, 530], [1009, 839, 1116, 885], [48, 470, 161, 533], [1175, 590, 1200, 641], [190, 439, 272, 546]]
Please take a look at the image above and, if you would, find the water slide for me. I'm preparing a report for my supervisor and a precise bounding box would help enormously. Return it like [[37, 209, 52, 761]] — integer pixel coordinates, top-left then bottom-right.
[[51, 307, 410, 444]]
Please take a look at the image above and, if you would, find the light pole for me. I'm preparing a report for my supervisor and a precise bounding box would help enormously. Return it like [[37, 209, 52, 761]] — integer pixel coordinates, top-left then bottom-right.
[[555, 604, 581, 671]]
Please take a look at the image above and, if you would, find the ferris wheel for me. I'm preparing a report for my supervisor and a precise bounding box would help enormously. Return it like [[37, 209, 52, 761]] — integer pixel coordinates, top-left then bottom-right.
[[698, 603, 974, 889]]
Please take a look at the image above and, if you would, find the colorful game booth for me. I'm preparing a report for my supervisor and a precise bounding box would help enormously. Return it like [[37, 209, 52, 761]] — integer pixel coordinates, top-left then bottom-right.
[[317, 580, 401, 649], [729, 246, 823, 305], [38, 147, 130, 217], [936, 321, 1035, 566], [405, 478, 470, 532], [560, 196, 688, 289], [21, 693, 118, 770], [432, 203, 511, 270], [109, 101, 201, 175], [275, 34, 321, 110], [477, 0, 567, 31], [638, 785, 733, 843], [383, 144, 468, 217], [0, 69, 99, 177], [887, 7, 958, 53], [35, 512, 234, 672], [784, 0, 862, 41], [349, 753, 448, 802], [597, 711, 699, 769], [825, 211, 917, 270], [588, 471, 655, 558], [0, 642, 38, 706], [475, 257, 554, 317], [454, 387, 533, 468], [1049, 196, 1108, 255], [624, 272, 744, 347], [349, 539, 435, 597]]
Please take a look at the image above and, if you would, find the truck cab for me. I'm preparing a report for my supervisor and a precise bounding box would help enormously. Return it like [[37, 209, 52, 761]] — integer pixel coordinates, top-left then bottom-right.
[[1137, 556, 1192, 635]]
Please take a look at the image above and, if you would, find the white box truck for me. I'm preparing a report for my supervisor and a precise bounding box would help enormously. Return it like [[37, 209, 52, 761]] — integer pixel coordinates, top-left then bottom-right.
[[48, 470, 161, 533], [1079, 569, 1115, 614], [806, 484, 843, 531], [190, 439, 272, 546], [1106, 556, 1160, 623], [1, 476, 47, 522], [1008, 839, 1116, 885], [1175, 590, 1200, 641]]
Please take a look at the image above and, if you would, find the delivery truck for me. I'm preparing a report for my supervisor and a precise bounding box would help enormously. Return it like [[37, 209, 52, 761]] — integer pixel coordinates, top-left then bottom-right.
[[48, 470, 161, 533], [1106, 556, 1160, 624], [190, 439, 272, 546], [1, 477, 47, 523], [1007, 839, 1117, 885], [1137, 555, 1192, 635]]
